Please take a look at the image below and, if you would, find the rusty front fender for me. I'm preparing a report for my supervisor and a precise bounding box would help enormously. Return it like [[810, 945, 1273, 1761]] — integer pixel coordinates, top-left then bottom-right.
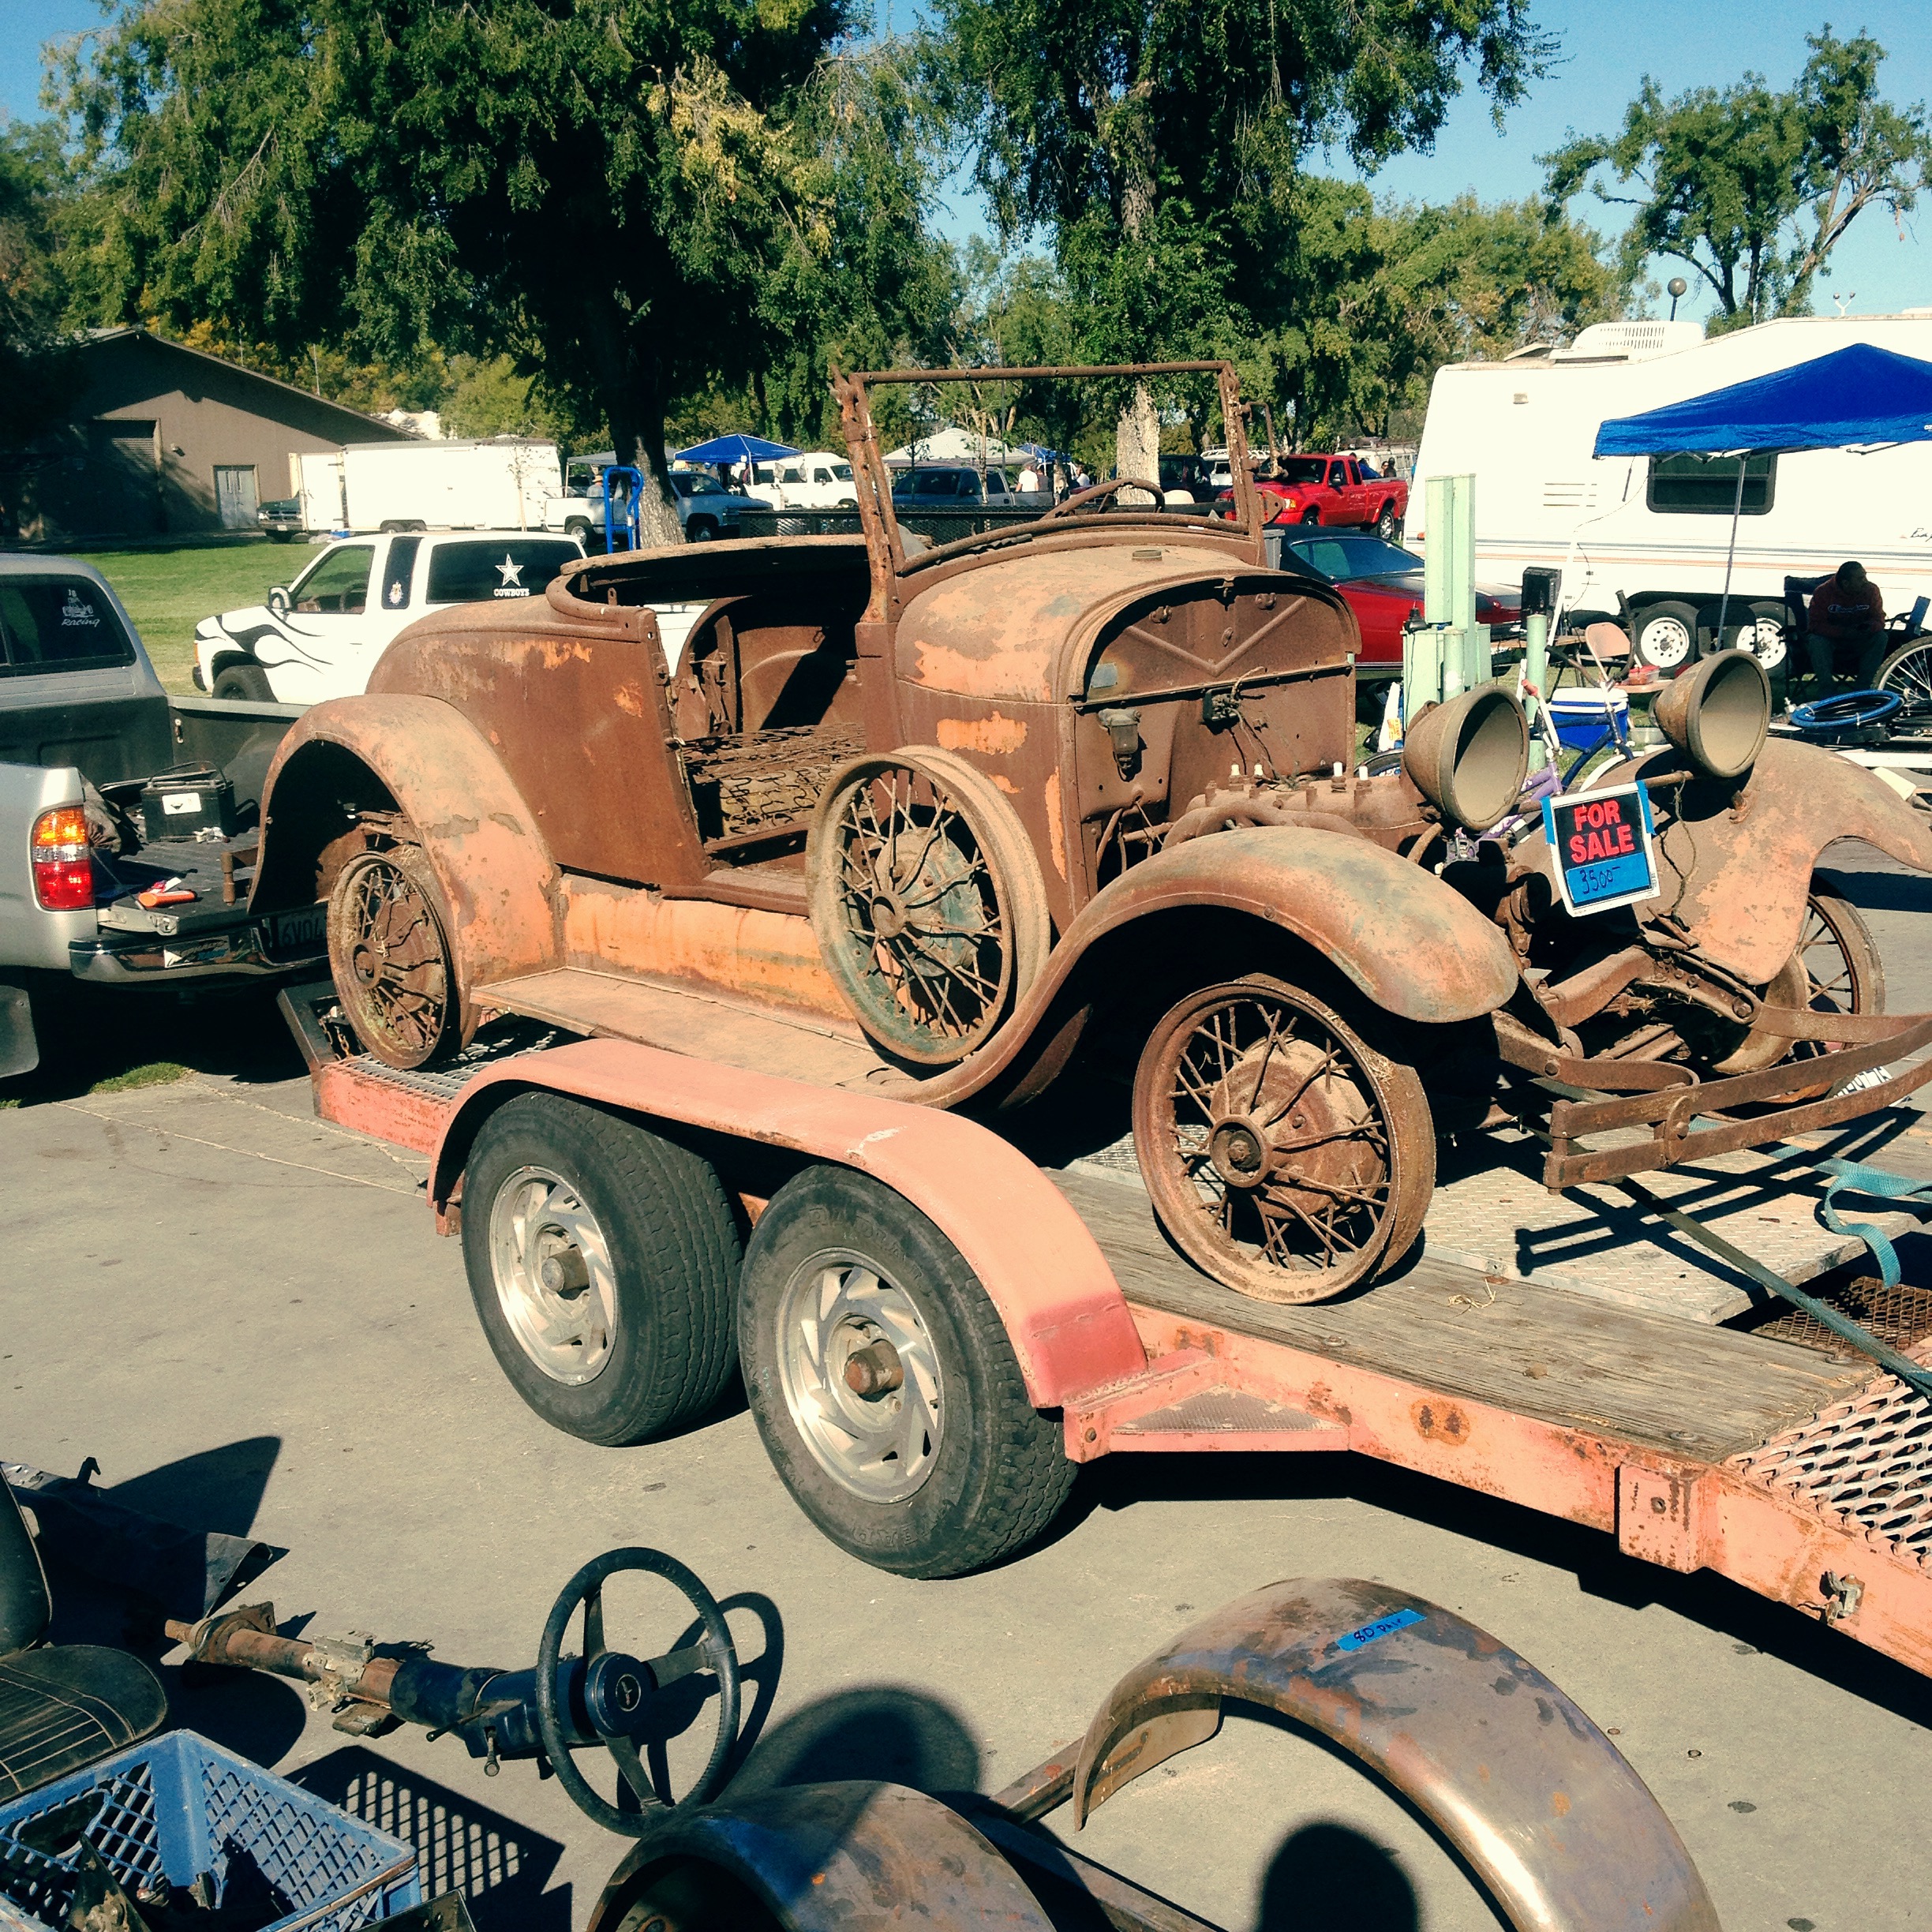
[[1531, 738, 1932, 986], [253, 694, 561, 994], [1070, 1578, 1719, 1932], [1045, 826, 1519, 1024]]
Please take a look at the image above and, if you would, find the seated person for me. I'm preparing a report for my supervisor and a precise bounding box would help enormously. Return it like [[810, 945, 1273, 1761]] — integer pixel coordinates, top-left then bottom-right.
[[1807, 561, 1887, 689]]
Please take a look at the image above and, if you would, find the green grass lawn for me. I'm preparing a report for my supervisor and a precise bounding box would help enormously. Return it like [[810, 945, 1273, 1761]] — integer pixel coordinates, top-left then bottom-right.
[[76, 538, 305, 694]]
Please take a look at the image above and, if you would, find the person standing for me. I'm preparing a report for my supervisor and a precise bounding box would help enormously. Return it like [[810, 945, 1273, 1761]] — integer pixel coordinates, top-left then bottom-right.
[[1807, 561, 1888, 689]]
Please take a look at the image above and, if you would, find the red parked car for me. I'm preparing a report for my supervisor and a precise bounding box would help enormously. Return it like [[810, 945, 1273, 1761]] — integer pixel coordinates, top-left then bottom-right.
[[1274, 528, 1522, 682], [1220, 455, 1409, 538]]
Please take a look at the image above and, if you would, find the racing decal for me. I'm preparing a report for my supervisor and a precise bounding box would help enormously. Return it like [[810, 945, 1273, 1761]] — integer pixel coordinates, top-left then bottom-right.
[[61, 589, 101, 627], [1335, 1607, 1425, 1653]]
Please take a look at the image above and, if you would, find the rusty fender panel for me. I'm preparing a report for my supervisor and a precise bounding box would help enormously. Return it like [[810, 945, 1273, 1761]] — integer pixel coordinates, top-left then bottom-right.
[[1050, 827, 1518, 1024], [1522, 738, 1932, 985], [254, 695, 560, 988], [430, 1037, 1148, 1406], [587, 1783, 1054, 1932], [1070, 1578, 1719, 1932]]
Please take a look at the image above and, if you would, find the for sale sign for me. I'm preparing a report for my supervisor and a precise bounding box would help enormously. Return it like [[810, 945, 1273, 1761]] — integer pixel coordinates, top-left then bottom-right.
[[1541, 781, 1660, 916]]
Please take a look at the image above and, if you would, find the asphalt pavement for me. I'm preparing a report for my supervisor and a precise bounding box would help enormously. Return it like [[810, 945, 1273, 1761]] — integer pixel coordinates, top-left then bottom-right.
[[4, 848, 1930, 1931]]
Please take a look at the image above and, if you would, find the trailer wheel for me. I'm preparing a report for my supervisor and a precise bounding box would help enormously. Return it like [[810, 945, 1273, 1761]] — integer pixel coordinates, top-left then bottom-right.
[[1133, 974, 1434, 1304], [328, 841, 462, 1069], [1632, 601, 1699, 672], [462, 1094, 740, 1446], [739, 1166, 1075, 1577]]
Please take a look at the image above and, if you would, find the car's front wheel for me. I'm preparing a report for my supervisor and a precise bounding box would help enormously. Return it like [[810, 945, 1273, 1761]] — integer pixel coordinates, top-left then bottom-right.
[[686, 517, 717, 542], [739, 1165, 1075, 1577], [212, 661, 274, 702]]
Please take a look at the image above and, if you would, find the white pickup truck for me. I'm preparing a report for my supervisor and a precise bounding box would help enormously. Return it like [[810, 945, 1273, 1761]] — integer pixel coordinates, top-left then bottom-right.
[[193, 529, 585, 703], [0, 558, 317, 1078]]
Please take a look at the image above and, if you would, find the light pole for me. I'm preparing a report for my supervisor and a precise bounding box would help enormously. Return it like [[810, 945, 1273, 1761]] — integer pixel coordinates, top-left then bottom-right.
[[1667, 276, 1687, 321]]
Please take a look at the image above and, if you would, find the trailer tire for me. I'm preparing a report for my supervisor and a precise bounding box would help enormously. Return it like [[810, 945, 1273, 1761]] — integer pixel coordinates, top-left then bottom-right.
[[1632, 601, 1700, 672], [462, 1093, 741, 1446], [739, 1165, 1076, 1578]]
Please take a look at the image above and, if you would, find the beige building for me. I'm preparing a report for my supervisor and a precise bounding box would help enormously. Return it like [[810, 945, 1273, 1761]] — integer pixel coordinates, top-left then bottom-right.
[[4, 328, 411, 543]]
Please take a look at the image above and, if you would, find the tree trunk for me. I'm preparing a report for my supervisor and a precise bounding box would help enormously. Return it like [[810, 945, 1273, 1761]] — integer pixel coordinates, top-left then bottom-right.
[[1114, 150, 1161, 504], [1115, 383, 1162, 503], [593, 309, 685, 549]]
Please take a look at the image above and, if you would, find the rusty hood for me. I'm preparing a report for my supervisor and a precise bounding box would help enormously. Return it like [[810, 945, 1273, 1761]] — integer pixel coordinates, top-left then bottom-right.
[[1519, 737, 1932, 984], [896, 539, 1342, 702]]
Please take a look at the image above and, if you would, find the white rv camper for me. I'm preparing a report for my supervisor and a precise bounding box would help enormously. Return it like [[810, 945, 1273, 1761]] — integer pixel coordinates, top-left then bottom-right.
[[289, 438, 565, 536], [1410, 314, 1932, 672]]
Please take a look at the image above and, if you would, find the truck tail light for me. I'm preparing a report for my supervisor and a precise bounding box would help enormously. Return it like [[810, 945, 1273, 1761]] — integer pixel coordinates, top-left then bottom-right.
[[31, 804, 93, 911]]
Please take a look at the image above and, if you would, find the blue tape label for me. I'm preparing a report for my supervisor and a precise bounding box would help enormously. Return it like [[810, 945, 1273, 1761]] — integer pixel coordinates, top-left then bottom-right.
[[1335, 1607, 1425, 1653]]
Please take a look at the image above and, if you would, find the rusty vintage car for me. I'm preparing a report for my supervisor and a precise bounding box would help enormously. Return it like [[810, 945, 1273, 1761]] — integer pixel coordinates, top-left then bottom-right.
[[253, 361, 1932, 1328]]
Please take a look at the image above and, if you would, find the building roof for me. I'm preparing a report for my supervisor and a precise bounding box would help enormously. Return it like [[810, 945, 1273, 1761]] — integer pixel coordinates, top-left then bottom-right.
[[80, 328, 414, 440]]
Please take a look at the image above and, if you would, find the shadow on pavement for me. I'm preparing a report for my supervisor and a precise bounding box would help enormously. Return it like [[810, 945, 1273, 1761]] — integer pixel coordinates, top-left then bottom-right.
[[1256, 1819, 1423, 1930], [0, 977, 302, 1106], [1084, 1449, 1932, 1732], [291, 1743, 571, 1932], [730, 1682, 980, 1795]]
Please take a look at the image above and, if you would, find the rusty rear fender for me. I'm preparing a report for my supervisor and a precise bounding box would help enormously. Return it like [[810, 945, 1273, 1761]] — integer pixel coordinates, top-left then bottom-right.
[[253, 695, 561, 990]]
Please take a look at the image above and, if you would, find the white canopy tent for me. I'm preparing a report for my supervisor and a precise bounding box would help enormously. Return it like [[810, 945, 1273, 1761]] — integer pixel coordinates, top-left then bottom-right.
[[882, 426, 1036, 469]]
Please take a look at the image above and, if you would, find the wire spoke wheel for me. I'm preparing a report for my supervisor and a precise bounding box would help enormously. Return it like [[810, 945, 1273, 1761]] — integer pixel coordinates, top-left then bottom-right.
[[809, 749, 1048, 1067], [327, 842, 459, 1069], [1877, 638, 1932, 724], [1784, 883, 1885, 1099], [1133, 975, 1433, 1304]]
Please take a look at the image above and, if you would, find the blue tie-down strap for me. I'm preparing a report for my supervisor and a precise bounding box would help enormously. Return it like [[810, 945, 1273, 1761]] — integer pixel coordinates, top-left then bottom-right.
[[1816, 1158, 1932, 1289]]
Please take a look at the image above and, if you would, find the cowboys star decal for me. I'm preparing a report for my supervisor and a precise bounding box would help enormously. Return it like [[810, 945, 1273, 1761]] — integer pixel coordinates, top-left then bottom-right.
[[496, 554, 525, 588]]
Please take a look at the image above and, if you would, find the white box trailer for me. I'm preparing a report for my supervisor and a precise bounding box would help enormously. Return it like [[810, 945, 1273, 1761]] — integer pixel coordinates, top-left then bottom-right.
[[289, 438, 565, 536], [1410, 313, 1932, 673]]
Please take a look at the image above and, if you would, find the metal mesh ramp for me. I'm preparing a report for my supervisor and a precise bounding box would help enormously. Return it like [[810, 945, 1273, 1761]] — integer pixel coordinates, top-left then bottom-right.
[[1727, 1347, 1932, 1567]]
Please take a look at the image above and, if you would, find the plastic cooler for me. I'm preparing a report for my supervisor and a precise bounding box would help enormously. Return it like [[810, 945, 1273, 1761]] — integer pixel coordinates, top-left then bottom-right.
[[0, 1731, 419, 1931], [1547, 687, 1630, 751]]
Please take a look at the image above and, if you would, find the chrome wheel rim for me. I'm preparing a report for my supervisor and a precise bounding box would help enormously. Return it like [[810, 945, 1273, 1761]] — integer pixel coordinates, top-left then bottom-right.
[[488, 1166, 619, 1384], [1639, 616, 1694, 668], [1750, 616, 1788, 671], [776, 1252, 942, 1503]]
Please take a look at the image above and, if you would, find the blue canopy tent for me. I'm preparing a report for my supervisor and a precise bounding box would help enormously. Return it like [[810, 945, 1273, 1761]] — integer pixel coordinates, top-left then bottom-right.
[[674, 432, 801, 466], [1591, 343, 1932, 650]]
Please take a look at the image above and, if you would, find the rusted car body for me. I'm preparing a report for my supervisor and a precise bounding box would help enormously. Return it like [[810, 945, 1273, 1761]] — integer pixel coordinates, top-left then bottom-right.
[[253, 361, 1932, 1308]]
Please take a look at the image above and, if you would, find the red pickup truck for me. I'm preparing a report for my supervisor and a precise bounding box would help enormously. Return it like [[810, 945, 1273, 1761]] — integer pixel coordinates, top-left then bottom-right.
[[1222, 455, 1408, 539]]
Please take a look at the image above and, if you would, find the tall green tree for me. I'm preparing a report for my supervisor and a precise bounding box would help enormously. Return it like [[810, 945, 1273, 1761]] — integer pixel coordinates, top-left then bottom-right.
[[0, 121, 78, 444], [1541, 29, 1931, 331], [59, 0, 945, 541], [936, 0, 1553, 481]]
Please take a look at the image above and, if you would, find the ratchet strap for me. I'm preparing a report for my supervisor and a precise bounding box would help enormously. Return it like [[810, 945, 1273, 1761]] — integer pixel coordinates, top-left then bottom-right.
[[1613, 1174, 1932, 1407], [1815, 1157, 1932, 1290]]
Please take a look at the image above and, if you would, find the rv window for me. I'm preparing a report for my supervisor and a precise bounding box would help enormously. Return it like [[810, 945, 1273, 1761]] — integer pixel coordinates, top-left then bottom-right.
[[1646, 452, 1777, 515]]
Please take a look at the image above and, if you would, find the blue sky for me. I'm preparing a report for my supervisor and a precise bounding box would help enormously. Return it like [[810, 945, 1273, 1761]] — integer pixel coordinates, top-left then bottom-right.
[[8, 0, 1928, 323]]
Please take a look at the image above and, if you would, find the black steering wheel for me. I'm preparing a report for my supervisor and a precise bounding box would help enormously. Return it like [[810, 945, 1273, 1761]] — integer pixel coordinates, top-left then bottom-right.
[[534, 1547, 742, 1836], [1036, 476, 1166, 522]]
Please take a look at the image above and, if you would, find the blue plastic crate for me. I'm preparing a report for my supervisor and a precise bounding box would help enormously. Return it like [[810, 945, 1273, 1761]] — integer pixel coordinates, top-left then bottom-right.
[[0, 1731, 419, 1931]]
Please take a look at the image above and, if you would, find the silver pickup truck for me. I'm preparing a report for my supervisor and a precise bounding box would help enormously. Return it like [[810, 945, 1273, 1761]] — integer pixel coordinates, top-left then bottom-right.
[[0, 556, 323, 1077]]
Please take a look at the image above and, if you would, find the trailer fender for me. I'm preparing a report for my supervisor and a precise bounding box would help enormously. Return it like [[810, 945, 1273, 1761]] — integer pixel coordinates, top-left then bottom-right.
[[1530, 736, 1932, 986], [253, 695, 560, 991], [1071, 1577, 1719, 1932], [1043, 826, 1518, 1025], [430, 1038, 1148, 1408]]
